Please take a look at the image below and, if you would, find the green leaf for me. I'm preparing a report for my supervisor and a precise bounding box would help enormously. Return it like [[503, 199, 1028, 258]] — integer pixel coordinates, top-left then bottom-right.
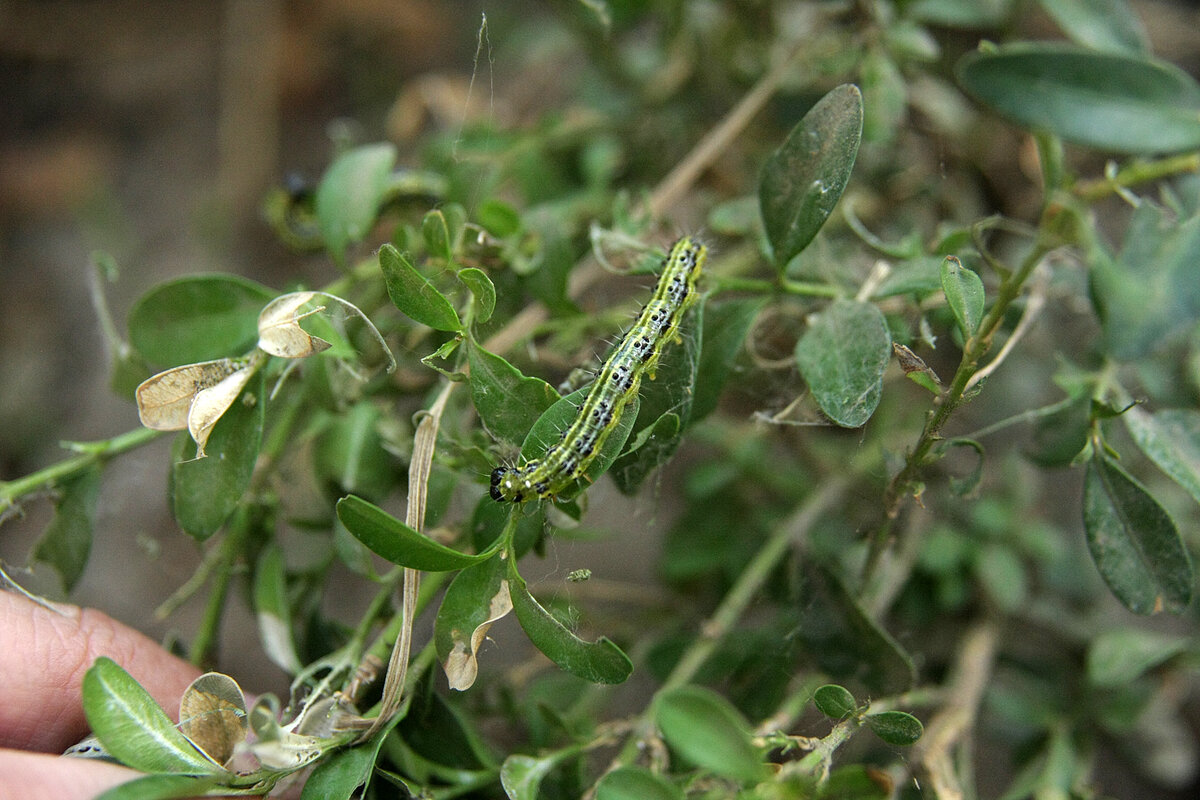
[[254, 544, 301, 674], [595, 766, 683, 800], [82, 657, 222, 775], [865, 711, 924, 746], [975, 541, 1027, 612], [378, 244, 462, 332], [314, 402, 396, 502], [1037, 0, 1150, 54], [813, 684, 858, 719], [796, 566, 916, 694], [500, 750, 578, 800], [467, 340, 560, 446], [507, 559, 633, 684], [128, 275, 274, 367], [795, 299, 891, 428], [861, 47, 907, 143], [299, 745, 377, 800], [315, 143, 397, 261], [95, 774, 223, 800], [337, 495, 499, 571], [421, 204, 466, 261], [610, 303, 701, 494], [759, 84, 863, 267], [434, 554, 513, 691], [1090, 202, 1200, 359], [957, 43, 1200, 153], [691, 297, 763, 422], [169, 372, 264, 540], [1087, 627, 1192, 686], [818, 765, 892, 800], [33, 465, 101, 591], [477, 198, 521, 237], [940, 256, 985, 337], [1082, 451, 1193, 614], [396, 675, 496, 769], [458, 267, 497, 323], [1125, 407, 1200, 507], [1027, 394, 1091, 467], [655, 686, 768, 783], [300, 712, 403, 800]]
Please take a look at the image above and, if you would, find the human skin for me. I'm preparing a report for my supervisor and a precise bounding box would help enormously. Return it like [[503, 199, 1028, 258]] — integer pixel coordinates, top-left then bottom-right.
[[0, 591, 202, 800]]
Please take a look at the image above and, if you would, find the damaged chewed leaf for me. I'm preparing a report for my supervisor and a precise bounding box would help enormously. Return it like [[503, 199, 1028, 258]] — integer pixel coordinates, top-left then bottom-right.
[[178, 672, 247, 767], [434, 554, 513, 690]]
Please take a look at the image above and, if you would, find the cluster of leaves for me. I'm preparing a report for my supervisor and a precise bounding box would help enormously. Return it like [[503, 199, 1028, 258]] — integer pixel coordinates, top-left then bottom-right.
[[4, 0, 1200, 798]]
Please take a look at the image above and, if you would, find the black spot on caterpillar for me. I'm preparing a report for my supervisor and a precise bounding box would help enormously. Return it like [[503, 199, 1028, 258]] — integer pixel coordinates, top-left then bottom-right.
[[490, 236, 706, 502]]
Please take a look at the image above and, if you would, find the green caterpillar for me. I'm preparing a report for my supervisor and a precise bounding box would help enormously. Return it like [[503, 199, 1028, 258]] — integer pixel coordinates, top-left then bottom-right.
[[490, 236, 707, 503]]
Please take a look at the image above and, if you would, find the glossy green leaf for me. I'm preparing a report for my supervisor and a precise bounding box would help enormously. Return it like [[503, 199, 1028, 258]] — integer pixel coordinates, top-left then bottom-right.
[[82, 657, 222, 775], [759, 84, 863, 267], [128, 275, 274, 367], [655, 686, 768, 783], [434, 555, 512, 691], [957, 43, 1200, 153], [813, 684, 858, 719], [315, 143, 397, 261], [595, 766, 683, 800], [1037, 0, 1150, 54], [33, 465, 100, 591], [940, 256, 985, 337], [314, 402, 396, 502], [254, 544, 301, 674], [300, 709, 403, 800], [467, 340, 559, 446], [1087, 627, 1192, 686], [169, 372, 264, 540], [337, 495, 499, 571], [458, 267, 497, 323], [95, 774, 222, 800], [508, 560, 633, 684], [1091, 202, 1200, 359], [691, 297, 763, 422], [378, 244, 462, 332], [865, 711, 924, 746], [795, 299, 891, 428], [299, 745, 376, 800], [1083, 451, 1193, 614], [501, 750, 577, 800], [1125, 407, 1200, 507]]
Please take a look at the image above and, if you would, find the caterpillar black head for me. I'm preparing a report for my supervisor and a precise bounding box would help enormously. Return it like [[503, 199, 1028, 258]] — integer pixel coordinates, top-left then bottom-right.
[[489, 467, 509, 502]]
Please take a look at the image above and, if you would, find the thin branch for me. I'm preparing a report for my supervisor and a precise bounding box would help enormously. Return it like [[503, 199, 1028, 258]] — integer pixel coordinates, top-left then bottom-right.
[[911, 620, 1000, 800]]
